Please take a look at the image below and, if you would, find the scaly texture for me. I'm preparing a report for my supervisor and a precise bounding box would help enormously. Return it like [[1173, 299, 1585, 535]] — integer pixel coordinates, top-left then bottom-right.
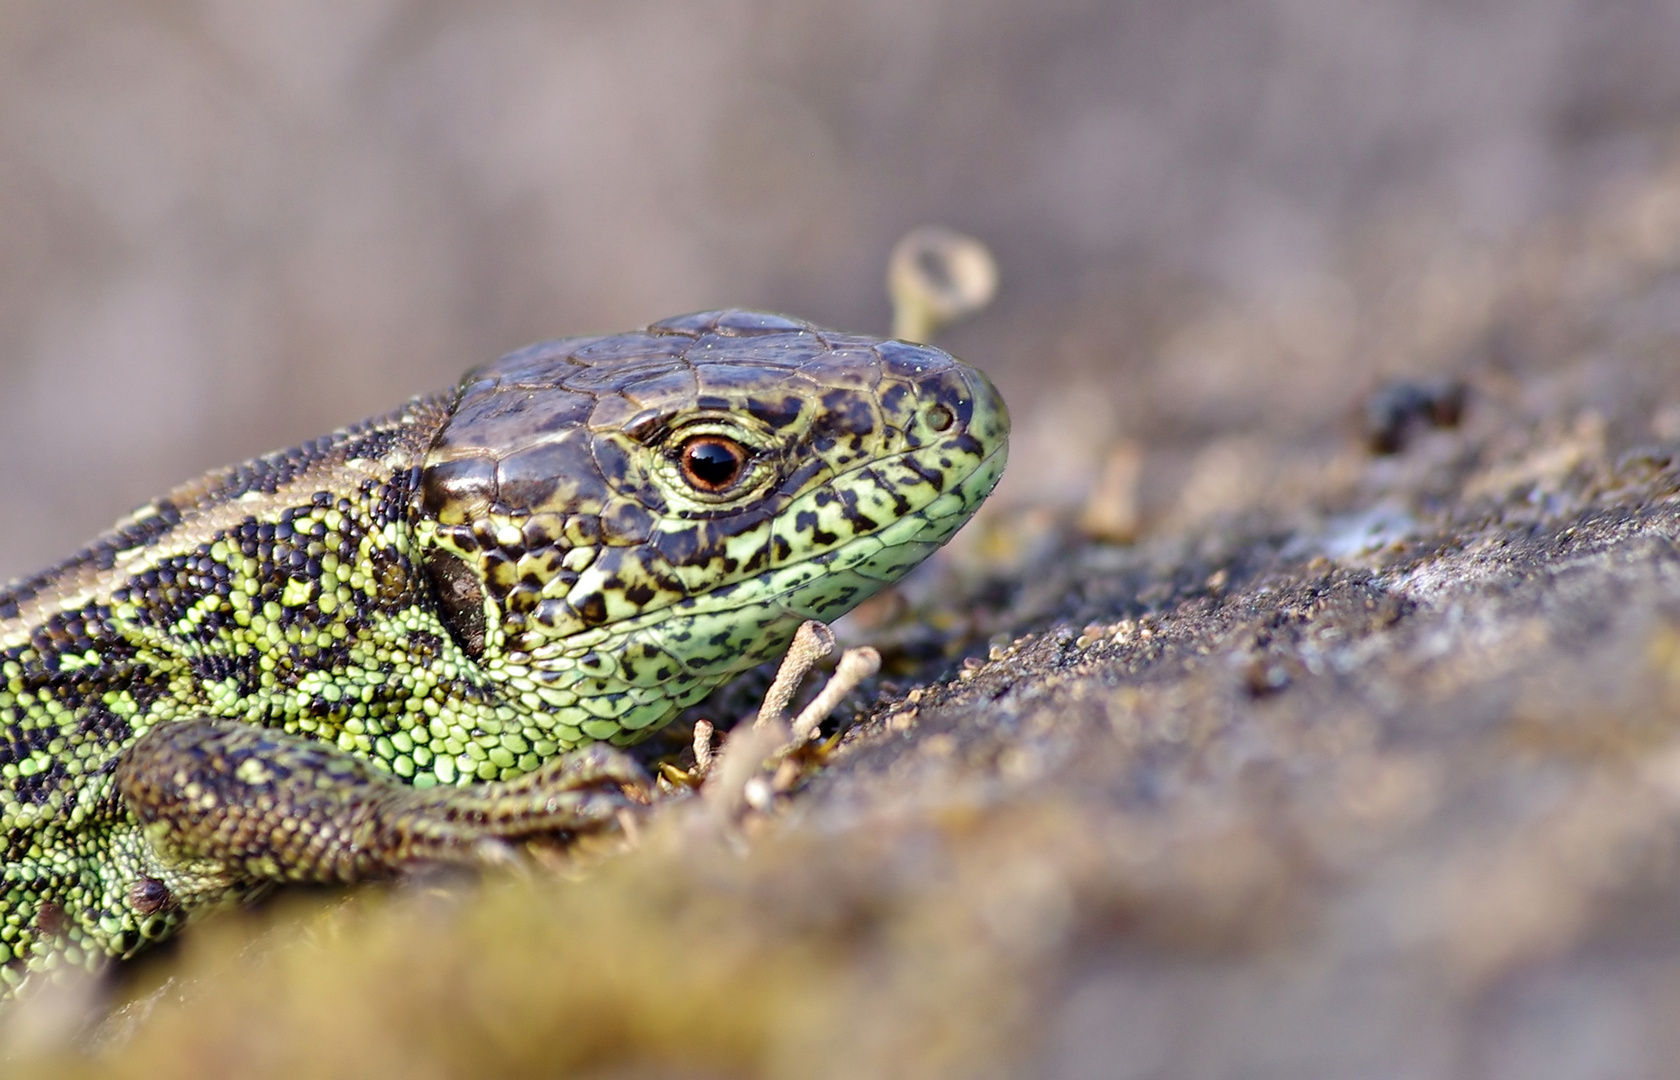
[[0, 309, 1009, 996]]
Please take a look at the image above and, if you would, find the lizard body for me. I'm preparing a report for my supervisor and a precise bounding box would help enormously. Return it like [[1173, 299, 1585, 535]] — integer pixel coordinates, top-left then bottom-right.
[[0, 310, 1008, 996]]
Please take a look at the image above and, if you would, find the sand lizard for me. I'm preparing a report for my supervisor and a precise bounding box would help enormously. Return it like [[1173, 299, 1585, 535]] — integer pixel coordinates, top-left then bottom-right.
[[0, 309, 1009, 998]]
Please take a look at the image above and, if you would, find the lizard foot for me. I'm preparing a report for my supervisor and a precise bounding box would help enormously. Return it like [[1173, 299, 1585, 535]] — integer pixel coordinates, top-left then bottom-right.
[[694, 620, 880, 819], [115, 719, 650, 897]]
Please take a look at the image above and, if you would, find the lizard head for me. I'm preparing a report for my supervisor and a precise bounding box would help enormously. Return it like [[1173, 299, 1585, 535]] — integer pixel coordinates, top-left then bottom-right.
[[413, 309, 1008, 746]]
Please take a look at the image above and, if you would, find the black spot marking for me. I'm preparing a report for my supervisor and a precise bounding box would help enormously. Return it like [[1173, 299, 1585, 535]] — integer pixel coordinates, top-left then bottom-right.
[[819, 389, 876, 436], [651, 526, 703, 567], [747, 395, 805, 430], [74, 705, 133, 748], [902, 458, 946, 493], [14, 759, 69, 806], [577, 594, 608, 627], [0, 724, 50, 769]]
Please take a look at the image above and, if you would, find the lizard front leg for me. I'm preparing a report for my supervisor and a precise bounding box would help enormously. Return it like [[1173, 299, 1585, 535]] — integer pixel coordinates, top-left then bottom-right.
[[113, 719, 648, 906]]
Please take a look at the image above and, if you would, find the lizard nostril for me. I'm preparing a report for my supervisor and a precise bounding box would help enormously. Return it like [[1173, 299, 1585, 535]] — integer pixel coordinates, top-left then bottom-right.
[[926, 404, 955, 432]]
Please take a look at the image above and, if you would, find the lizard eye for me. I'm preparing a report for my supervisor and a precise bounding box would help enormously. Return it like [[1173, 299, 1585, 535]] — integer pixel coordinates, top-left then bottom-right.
[[679, 436, 748, 493]]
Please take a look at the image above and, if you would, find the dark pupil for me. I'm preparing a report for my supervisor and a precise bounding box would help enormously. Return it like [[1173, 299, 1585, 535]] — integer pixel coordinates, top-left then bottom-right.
[[684, 439, 742, 488]]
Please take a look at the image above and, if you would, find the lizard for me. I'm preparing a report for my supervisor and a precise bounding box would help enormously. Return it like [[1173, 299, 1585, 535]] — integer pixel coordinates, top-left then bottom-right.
[[0, 309, 1009, 999]]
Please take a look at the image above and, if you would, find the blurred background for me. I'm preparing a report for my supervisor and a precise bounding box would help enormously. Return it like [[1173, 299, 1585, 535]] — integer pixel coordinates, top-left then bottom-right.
[[3, 0, 1680, 580]]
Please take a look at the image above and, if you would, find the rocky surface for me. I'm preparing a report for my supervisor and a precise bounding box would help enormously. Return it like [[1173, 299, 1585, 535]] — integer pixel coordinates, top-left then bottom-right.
[[10, 4, 1680, 1077], [9, 117, 1680, 1080]]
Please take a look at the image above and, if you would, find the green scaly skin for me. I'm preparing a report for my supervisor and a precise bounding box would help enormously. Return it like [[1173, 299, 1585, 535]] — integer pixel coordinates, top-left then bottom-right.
[[0, 310, 1009, 998]]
